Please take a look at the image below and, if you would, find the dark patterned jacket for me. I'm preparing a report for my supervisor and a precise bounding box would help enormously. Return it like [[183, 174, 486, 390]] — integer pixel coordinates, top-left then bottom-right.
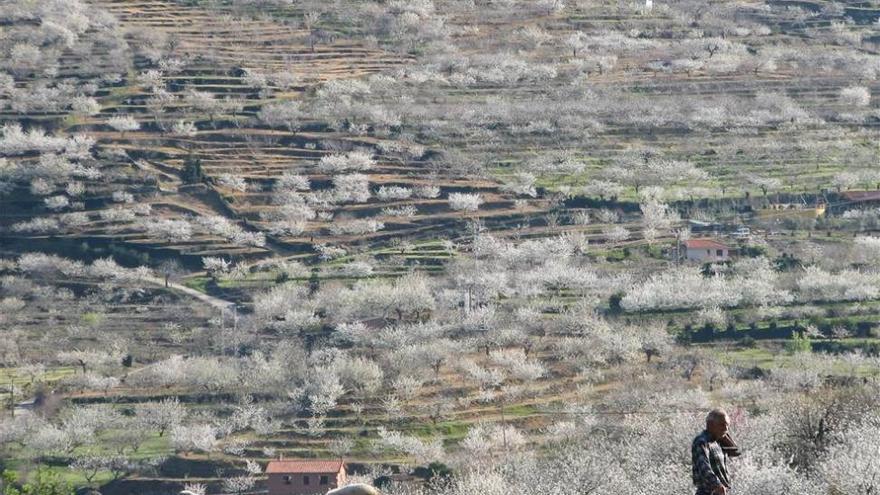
[[691, 430, 741, 493]]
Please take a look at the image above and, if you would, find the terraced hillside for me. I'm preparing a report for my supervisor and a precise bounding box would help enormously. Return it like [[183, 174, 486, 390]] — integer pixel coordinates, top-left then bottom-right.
[[4, 0, 879, 267]]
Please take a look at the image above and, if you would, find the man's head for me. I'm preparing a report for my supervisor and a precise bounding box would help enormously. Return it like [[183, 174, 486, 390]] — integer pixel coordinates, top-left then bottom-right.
[[706, 408, 729, 440]]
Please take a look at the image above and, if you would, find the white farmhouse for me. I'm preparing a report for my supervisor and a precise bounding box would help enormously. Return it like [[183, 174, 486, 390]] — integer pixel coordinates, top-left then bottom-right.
[[683, 239, 731, 262]]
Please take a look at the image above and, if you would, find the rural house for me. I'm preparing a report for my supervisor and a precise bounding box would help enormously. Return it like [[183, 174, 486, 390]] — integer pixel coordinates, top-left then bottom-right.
[[841, 191, 880, 204], [837, 191, 880, 213], [683, 239, 732, 263], [758, 201, 826, 219], [266, 459, 347, 495]]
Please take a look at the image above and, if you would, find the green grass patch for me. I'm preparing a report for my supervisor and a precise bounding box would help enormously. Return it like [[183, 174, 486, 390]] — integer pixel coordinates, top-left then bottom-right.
[[504, 403, 538, 417], [714, 340, 880, 377], [3, 460, 113, 489], [0, 366, 77, 387], [407, 420, 471, 443], [714, 346, 783, 369], [182, 276, 210, 293], [81, 312, 105, 326]]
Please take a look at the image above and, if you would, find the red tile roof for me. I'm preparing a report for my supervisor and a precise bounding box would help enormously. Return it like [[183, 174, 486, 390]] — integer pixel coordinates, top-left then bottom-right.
[[684, 239, 729, 250], [266, 459, 345, 474], [842, 191, 880, 202]]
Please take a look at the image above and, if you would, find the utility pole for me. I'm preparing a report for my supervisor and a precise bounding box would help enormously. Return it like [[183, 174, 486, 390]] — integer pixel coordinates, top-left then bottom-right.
[[9, 381, 14, 418], [232, 304, 238, 334], [500, 396, 507, 451], [496, 384, 508, 457], [220, 306, 227, 356]]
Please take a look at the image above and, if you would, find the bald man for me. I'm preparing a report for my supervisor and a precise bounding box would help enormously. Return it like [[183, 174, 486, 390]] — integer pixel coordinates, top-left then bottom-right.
[[692, 409, 742, 495]]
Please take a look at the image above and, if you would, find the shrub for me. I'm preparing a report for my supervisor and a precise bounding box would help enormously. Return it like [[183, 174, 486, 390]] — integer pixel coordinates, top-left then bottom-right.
[[608, 292, 624, 314], [785, 333, 812, 354], [412, 461, 453, 481], [448, 192, 483, 212], [181, 156, 204, 183]]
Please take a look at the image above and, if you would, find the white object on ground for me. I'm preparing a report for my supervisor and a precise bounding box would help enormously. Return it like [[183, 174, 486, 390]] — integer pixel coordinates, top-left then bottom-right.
[[327, 484, 382, 495]]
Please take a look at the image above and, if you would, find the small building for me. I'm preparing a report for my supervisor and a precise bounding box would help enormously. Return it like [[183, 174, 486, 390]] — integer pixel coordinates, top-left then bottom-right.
[[757, 201, 825, 219], [687, 219, 724, 234], [838, 191, 880, 214], [841, 191, 880, 204], [266, 459, 346, 495], [683, 239, 731, 263], [731, 226, 751, 239]]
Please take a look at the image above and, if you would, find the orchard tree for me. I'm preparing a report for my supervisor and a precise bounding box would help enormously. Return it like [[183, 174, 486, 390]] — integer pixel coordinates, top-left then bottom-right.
[[604, 225, 630, 246], [157, 259, 184, 288], [135, 398, 186, 436], [216, 174, 247, 192], [172, 120, 197, 137], [639, 324, 673, 362], [374, 427, 445, 465], [839, 86, 871, 107], [832, 172, 858, 192], [145, 89, 176, 129], [537, 0, 566, 15], [448, 192, 483, 213], [606, 151, 708, 194], [500, 172, 537, 197], [222, 460, 261, 495], [258, 100, 303, 131], [136, 70, 164, 92], [170, 423, 219, 454], [107, 115, 140, 138], [318, 151, 375, 174], [142, 218, 193, 243], [332, 174, 371, 203], [184, 87, 225, 123], [747, 174, 782, 197], [564, 32, 589, 58], [70, 96, 101, 117], [640, 200, 680, 244]]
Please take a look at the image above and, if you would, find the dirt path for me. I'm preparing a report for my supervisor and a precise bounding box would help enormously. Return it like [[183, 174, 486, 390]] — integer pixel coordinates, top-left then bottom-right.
[[143, 275, 235, 311]]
